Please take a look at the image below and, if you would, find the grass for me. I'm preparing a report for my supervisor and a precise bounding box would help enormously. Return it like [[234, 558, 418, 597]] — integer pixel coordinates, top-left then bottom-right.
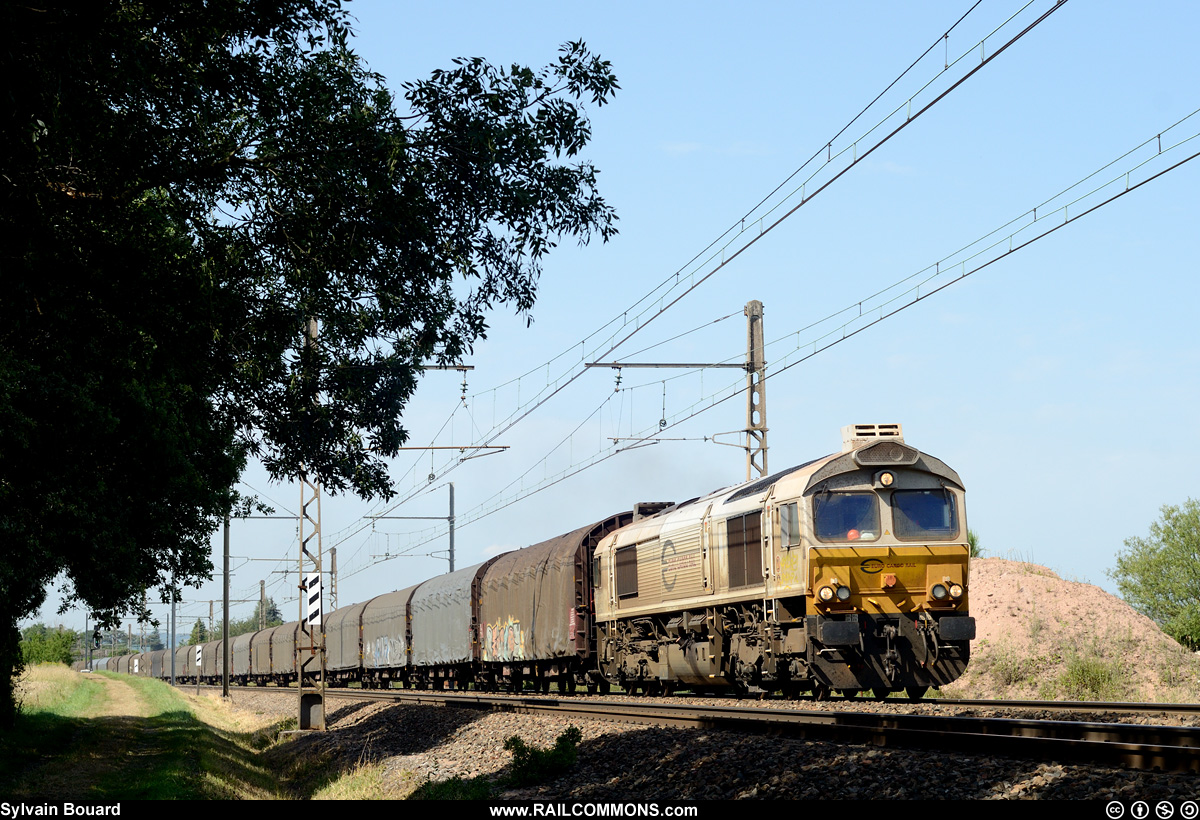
[[5, 666, 591, 800], [1043, 654, 1125, 701], [981, 643, 1038, 687], [1, 665, 293, 799]]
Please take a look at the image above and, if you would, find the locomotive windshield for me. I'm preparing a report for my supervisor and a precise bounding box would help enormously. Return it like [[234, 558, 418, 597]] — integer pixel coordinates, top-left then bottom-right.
[[813, 492, 880, 542], [892, 488, 959, 540]]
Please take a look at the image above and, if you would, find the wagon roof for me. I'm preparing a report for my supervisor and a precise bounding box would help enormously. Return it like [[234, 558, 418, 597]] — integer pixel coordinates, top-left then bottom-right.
[[485, 514, 632, 577]]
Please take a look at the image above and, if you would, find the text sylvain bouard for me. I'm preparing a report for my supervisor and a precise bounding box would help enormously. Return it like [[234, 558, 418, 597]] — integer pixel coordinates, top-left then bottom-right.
[[1, 805, 120, 817]]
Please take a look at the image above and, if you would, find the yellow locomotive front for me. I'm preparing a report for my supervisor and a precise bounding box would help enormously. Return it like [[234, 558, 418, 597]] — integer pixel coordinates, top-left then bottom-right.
[[772, 424, 975, 698]]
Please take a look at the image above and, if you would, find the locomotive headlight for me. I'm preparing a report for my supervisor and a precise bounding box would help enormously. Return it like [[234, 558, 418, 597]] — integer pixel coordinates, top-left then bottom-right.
[[876, 470, 895, 488], [818, 586, 835, 602], [930, 583, 949, 601], [949, 583, 964, 599], [835, 585, 852, 602]]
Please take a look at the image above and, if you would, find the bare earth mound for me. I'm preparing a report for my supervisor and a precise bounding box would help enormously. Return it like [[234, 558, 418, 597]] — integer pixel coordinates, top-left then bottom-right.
[[942, 557, 1200, 701]]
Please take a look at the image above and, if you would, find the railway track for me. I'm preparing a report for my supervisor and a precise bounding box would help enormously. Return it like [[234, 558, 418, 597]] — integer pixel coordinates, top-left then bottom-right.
[[200, 685, 1200, 773]]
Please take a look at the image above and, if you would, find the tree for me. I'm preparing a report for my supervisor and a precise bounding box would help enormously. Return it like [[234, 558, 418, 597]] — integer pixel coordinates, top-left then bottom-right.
[[1108, 500, 1200, 649], [187, 620, 209, 647], [19, 624, 78, 666], [227, 597, 285, 638], [0, 0, 618, 726]]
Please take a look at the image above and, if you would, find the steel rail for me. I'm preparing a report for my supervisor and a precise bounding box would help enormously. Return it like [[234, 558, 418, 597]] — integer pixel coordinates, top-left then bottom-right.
[[926, 697, 1200, 715], [209, 685, 1200, 772]]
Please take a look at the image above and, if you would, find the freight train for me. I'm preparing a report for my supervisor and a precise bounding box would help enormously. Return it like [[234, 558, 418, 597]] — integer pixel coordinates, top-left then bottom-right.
[[79, 424, 976, 700]]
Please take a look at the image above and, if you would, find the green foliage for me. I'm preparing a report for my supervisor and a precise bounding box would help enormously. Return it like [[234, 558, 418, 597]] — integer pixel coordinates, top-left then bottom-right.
[[228, 598, 285, 638], [408, 775, 496, 800], [503, 726, 584, 787], [0, 0, 617, 725], [18, 625, 77, 666], [1047, 655, 1124, 701], [1109, 500, 1200, 649], [987, 644, 1036, 687], [187, 620, 209, 646], [968, 529, 983, 557]]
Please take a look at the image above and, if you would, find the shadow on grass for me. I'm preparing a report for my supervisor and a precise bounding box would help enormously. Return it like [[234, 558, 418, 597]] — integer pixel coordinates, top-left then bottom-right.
[[0, 706, 296, 800], [260, 700, 491, 799]]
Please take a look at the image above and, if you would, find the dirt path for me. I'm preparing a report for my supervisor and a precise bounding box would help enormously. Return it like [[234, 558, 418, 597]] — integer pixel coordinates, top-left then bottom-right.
[[90, 674, 154, 719], [8, 675, 172, 799]]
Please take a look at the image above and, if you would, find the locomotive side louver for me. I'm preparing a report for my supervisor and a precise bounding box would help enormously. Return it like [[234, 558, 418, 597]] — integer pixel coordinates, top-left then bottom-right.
[[852, 440, 919, 467]]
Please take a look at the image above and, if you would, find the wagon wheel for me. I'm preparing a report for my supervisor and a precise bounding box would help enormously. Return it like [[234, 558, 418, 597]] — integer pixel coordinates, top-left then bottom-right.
[[871, 689, 891, 702], [539, 675, 551, 694], [564, 675, 577, 695], [810, 682, 831, 701], [840, 688, 861, 701], [904, 685, 929, 702]]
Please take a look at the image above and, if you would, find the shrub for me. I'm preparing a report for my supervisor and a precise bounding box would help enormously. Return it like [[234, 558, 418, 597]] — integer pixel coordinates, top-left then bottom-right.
[[504, 726, 584, 787], [1054, 655, 1123, 701]]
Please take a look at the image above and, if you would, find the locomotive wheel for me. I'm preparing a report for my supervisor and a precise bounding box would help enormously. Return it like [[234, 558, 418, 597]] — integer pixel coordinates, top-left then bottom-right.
[[904, 686, 929, 701]]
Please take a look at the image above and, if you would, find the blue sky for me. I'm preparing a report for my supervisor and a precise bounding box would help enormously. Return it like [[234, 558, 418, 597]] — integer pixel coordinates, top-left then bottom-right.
[[36, 1, 1200, 633]]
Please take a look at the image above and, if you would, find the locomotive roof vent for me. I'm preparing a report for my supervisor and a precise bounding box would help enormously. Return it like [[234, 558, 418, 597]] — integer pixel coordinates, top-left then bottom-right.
[[841, 423, 904, 453]]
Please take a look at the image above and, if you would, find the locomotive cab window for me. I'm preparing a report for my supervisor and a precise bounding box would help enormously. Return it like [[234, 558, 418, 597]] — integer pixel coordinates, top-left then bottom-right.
[[892, 488, 958, 540], [813, 491, 880, 542]]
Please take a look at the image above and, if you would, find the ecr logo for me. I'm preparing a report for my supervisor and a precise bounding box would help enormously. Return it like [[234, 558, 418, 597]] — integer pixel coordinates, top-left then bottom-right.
[[660, 539, 676, 592], [860, 559, 884, 574]]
